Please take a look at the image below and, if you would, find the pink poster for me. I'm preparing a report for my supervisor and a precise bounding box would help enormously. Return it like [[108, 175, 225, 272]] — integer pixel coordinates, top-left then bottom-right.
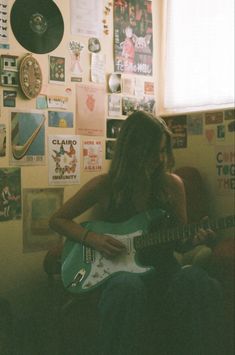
[[76, 84, 105, 136]]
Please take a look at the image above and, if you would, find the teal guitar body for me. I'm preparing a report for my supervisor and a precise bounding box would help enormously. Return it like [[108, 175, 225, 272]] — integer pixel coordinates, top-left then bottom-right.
[[61, 209, 163, 294], [61, 210, 235, 294]]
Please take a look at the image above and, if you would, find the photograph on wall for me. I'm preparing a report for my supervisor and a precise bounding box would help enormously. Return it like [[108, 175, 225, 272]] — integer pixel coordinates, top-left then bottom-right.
[[23, 188, 64, 252], [108, 94, 122, 117], [114, 0, 153, 75], [165, 115, 187, 149], [47, 95, 68, 110], [48, 111, 73, 128], [107, 119, 124, 139], [224, 109, 235, 120], [228, 120, 235, 132], [217, 125, 225, 141], [105, 140, 116, 160], [122, 95, 155, 116], [205, 111, 223, 125], [3, 90, 17, 107], [48, 135, 80, 185], [187, 113, 203, 135], [122, 76, 135, 95], [91, 53, 106, 84], [10, 111, 46, 166], [36, 95, 48, 109], [214, 145, 234, 195], [144, 80, 154, 95], [76, 83, 105, 136], [0, 167, 21, 222], [49, 56, 65, 84], [0, 123, 6, 157], [69, 40, 84, 81], [83, 139, 102, 172]]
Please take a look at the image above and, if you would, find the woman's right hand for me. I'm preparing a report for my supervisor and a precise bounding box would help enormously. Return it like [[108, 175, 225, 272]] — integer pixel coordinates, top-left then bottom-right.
[[85, 232, 126, 259]]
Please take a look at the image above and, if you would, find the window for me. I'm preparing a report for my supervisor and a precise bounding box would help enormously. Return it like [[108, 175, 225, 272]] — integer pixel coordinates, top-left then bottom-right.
[[162, 0, 234, 112]]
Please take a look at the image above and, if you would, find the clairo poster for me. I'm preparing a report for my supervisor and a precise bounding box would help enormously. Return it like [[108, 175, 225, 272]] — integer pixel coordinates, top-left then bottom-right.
[[114, 0, 153, 75], [48, 135, 80, 185]]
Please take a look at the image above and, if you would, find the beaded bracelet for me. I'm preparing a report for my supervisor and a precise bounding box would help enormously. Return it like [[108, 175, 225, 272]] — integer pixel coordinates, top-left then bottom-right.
[[80, 228, 90, 245]]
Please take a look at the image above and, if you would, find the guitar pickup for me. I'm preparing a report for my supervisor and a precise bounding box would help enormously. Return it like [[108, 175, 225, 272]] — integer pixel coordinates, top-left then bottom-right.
[[83, 246, 96, 263]]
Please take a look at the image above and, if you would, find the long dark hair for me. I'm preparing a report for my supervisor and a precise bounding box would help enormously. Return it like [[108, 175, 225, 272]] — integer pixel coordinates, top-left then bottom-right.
[[107, 111, 174, 220]]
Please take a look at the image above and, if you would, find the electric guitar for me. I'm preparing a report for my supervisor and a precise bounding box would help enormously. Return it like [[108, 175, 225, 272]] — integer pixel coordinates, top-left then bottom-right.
[[61, 209, 235, 294]]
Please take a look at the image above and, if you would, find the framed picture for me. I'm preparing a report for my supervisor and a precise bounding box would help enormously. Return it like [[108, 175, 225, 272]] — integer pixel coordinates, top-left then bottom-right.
[[23, 188, 64, 252]]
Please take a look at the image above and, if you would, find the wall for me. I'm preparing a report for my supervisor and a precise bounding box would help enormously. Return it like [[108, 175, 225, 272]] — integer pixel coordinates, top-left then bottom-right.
[[0, 0, 234, 318]]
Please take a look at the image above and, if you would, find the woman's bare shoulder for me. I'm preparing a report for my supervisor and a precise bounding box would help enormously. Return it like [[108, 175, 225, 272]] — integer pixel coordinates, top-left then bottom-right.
[[165, 172, 185, 193]]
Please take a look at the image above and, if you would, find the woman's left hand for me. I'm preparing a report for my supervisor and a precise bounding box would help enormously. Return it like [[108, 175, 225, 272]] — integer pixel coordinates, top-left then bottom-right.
[[192, 216, 217, 246]]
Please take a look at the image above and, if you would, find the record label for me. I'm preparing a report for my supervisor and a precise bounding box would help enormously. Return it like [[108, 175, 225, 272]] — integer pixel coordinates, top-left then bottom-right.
[[10, 0, 64, 54]]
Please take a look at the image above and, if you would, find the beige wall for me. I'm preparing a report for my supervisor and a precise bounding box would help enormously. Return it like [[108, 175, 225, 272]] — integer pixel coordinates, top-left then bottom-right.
[[0, 0, 234, 311]]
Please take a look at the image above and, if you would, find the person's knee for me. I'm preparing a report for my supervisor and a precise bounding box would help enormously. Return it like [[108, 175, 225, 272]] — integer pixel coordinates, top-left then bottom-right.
[[99, 272, 147, 310]]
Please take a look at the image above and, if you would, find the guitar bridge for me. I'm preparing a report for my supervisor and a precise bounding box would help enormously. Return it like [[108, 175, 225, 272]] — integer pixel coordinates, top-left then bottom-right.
[[67, 268, 86, 288]]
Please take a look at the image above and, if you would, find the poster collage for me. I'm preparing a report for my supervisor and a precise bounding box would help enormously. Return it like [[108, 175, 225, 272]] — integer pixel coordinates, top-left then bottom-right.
[[0, 0, 234, 252]]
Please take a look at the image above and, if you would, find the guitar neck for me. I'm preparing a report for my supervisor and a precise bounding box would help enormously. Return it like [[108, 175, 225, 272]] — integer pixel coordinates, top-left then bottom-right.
[[134, 215, 235, 250]]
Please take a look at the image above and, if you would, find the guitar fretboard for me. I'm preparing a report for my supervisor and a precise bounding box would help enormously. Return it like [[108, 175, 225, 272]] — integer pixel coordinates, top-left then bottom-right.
[[134, 215, 235, 250]]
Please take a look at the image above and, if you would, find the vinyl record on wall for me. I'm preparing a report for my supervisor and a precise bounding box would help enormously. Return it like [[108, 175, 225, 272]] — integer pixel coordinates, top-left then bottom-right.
[[10, 0, 64, 54]]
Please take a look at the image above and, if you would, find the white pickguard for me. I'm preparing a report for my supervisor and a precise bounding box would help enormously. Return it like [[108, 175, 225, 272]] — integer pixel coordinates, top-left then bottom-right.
[[82, 230, 151, 290]]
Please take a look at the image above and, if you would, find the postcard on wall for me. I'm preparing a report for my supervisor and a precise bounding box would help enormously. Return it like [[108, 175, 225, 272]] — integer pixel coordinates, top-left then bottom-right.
[[69, 40, 84, 81], [107, 119, 124, 139], [187, 113, 203, 135], [49, 56, 65, 84], [83, 139, 102, 172], [122, 76, 135, 96], [165, 115, 187, 149], [205, 111, 223, 125], [224, 109, 235, 120], [214, 145, 234, 194], [134, 77, 145, 97], [70, 0, 103, 37], [0, 167, 21, 222], [122, 96, 155, 116], [3, 90, 16, 107], [0, 123, 6, 157], [114, 0, 153, 75], [36, 95, 48, 109], [108, 94, 122, 117], [105, 140, 116, 160], [48, 135, 80, 185], [47, 95, 68, 109], [91, 53, 106, 84], [48, 111, 73, 128], [76, 83, 105, 136], [10, 111, 45, 166], [0, 0, 9, 48], [144, 81, 154, 96], [23, 188, 63, 252]]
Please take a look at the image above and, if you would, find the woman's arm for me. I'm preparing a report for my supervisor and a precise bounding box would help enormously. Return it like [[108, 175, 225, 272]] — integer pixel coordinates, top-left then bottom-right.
[[49, 174, 126, 258]]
